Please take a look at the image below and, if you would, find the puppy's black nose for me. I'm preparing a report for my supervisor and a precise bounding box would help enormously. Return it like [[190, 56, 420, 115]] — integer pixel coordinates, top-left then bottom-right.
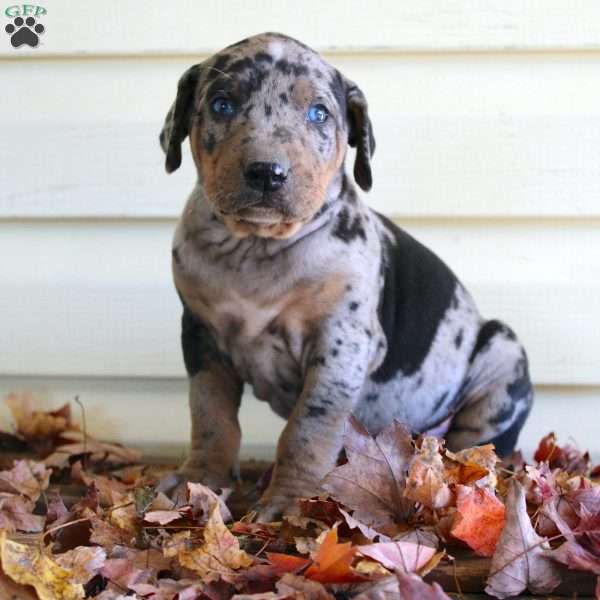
[[244, 162, 288, 192]]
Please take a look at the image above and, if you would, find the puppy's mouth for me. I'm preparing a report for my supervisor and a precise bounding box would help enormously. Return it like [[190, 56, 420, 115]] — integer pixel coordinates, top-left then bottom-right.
[[221, 206, 293, 226]]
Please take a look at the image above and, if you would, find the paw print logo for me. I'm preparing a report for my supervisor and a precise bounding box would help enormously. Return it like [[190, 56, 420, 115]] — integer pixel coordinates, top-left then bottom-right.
[[5, 16, 45, 48]]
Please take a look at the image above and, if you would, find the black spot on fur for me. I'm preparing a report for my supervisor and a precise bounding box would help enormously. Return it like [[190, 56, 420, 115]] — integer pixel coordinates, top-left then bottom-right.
[[349, 301, 359, 311], [454, 329, 463, 349], [331, 348, 339, 357], [202, 132, 216, 154], [264, 103, 272, 117], [311, 355, 326, 367], [205, 54, 231, 81], [469, 320, 516, 362], [365, 328, 372, 338], [241, 136, 253, 145], [365, 393, 379, 403], [335, 338, 343, 345], [329, 70, 347, 113], [255, 51, 273, 64], [243, 104, 254, 118], [332, 208, 366, 243], [306, 405, 327, 418], [180, 299, 237, 380], [279, 92, 288, 104], [370, 213, 458, 382], [275, 59, 309, 77], [506, 357, 532, 404]]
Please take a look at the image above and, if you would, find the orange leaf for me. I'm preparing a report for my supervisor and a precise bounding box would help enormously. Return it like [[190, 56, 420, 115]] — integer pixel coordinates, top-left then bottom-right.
[[450, 485, 505, 557], [266, 552, 311, 575], [304, 528, 365, 584]]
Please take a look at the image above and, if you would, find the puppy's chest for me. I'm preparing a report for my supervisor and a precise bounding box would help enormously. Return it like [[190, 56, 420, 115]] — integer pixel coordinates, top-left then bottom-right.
[[177, 271, 347, 415]]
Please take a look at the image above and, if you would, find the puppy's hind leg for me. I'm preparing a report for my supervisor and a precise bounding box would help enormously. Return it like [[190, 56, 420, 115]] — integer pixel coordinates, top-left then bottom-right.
[[445, 320, 533, 457]]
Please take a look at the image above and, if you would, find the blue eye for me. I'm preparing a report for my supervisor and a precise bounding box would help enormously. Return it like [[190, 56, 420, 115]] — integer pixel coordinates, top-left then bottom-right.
[[307, 103, 329, 124], [210, 96, 235, 117]]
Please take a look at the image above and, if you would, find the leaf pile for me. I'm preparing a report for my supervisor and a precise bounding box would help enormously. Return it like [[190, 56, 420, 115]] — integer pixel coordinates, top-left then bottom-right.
[[0, 397, 599, 599]]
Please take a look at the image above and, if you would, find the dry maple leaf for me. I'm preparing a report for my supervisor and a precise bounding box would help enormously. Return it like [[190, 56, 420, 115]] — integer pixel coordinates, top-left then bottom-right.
[[444, 444, 498, 489], [450, 484, 505, 557], [232, 572, 334, 599], [0, 459, 51, 502], [545, 497, 600, 575], [44, 432, 142, 469], [303, 527, 365, 584], [71, 462, 129, 507], [165, 501, 254, 582], [321, 417, 413, 529], [0, 531, 85, 600], [357, 537, 436, 573], [5, 392, 73, 442], [485, 479, 561, 598], [188, 481, 232, 523], [266, 552, 312, 575], [54, 546, 107, 585], [352, 571, 451, 600], [404, 437, 452, 509], [0, 493, 45, 532], [100, 557, 152, 590], [534, 432, 590, 475]]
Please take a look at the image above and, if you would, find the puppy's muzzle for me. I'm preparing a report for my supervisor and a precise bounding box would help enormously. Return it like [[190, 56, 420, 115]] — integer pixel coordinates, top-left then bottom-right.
[[244, 162, 288, 193]]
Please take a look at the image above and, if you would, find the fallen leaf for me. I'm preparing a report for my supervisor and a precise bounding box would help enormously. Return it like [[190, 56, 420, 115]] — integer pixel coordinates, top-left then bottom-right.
[[100, 557, 152, 589], [450, 484, 505, 556], [358, 539, 436, 573], [0, 459, 51, 502], [276, 573, 335, 599], [534, 432, 590, 475], [188, 481, 232, 523], [232, 572, 334, 599], [266, 552, 311, 575], [166, 501, 254, 582], [304, 527, 365, 583], [339, 508, 389, 542], [0, 531, 85, 600], [0, 565, 38, 599], [54, 546, 107, 584], [321, 418, 413, 529], [396, 571, 451, 599], [144, 508, 190, 525], [0, 493, 45, 532], [5, 392, 73, 443], [44, 433, 142, 469], [445, 444, 498, 489], [352, 571, 451, 600], [485, 480, 561, 598], [405, 437, 452, 509]]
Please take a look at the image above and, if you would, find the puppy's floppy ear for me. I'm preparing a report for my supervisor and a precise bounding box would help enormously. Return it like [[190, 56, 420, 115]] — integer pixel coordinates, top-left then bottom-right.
[[346, 79, 376, 191], [159, 64, 202, 174]]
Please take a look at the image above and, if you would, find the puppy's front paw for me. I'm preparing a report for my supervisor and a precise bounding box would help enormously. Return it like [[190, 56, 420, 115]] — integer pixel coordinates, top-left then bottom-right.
[[252, 493, 302, 523], [157, 460, 235, 506]]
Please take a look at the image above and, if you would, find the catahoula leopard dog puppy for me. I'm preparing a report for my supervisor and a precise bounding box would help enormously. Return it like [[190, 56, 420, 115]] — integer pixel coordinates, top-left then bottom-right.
[[160, 32, 533, 519]]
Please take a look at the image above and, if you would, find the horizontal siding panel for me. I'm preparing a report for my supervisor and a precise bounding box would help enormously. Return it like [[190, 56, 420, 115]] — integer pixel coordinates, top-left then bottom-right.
[[1, 220, 598, 384], [3, 53, 600, 218], [0, 377, 597, 462], [3, 1, 600, 57]]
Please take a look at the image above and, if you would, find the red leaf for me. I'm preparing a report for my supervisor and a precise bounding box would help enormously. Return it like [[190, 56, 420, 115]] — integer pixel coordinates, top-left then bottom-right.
[[266, 552, 311, 575], [450, 485, 505, 557]]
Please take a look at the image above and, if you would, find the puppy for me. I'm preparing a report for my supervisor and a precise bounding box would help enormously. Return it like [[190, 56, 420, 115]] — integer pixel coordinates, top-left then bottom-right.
[[160, 32, 533, 519]]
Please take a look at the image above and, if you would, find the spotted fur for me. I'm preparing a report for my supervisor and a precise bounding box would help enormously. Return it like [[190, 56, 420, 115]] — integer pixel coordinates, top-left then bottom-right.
[[160, 33, 532, 519]]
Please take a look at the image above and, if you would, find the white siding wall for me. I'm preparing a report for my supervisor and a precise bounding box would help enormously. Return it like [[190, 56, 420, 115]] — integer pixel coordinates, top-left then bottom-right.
[[1, 1, 599, 459]]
